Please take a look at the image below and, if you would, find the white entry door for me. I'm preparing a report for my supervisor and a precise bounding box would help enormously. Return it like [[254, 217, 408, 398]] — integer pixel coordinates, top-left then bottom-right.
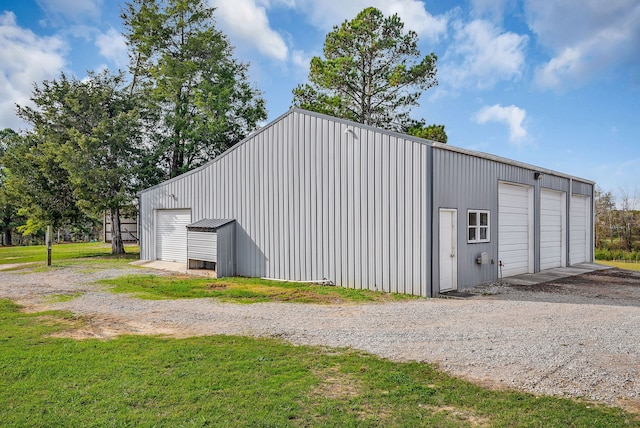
[[439, 209, 457, 292]]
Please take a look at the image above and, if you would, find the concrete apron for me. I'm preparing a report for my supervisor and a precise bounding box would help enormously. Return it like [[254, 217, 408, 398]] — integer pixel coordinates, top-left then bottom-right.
[[130, 260, 217, 278], [503, 262, 612, 286]]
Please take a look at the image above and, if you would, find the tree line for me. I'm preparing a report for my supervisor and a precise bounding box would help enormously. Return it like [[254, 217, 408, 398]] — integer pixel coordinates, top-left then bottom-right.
[[0, 3, 445, 255], [594, 187, 640, 258]]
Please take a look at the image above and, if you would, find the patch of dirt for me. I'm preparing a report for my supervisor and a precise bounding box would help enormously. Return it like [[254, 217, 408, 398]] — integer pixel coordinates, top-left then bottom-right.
[[424, 405, 491, 427], [48, 314, 191, 340], [0, 262, 37, 271], [205, 283, 228, 290], [311, 366, 362, 400]]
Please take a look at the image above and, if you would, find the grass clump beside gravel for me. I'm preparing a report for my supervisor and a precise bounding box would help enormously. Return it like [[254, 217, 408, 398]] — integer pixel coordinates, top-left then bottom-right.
[[0, 242, 140, 265], [0, 299, 636, 427], [100, 274, 417, 304]]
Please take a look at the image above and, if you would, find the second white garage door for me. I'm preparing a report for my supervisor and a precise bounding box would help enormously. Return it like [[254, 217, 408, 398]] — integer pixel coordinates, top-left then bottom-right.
[[540, 189, 566, 270], [498, 182, 533, 277], [156, 209, 191, 263]]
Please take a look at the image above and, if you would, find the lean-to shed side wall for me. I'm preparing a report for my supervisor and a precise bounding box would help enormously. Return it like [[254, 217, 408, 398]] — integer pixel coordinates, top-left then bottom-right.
[[139, 110, 433, 296]]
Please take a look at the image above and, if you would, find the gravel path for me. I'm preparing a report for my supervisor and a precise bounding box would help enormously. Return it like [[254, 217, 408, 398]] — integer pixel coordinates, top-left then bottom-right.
[[1, 263, 639, 411]]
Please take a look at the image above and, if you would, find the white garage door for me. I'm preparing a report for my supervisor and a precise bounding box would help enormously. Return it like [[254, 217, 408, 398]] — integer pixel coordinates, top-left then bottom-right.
[[187, 230, 217, 263], [540, 189, 566, 270], [498, 182, 533, 277], [570, 195, 590, 264], [156, 209, 191, 263]]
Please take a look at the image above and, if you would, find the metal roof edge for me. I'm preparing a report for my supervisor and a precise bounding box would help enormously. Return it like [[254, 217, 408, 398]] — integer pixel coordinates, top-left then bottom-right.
[[138, 109, 298, 195], [289, 108, 438, 147], [291, 108, 593, 184], [429, 143, 594, 184], [186, 218, 235, 230]]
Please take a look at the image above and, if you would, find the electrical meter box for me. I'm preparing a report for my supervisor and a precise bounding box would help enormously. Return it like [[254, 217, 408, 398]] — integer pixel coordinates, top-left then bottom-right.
[[476, 252, 489, 265]]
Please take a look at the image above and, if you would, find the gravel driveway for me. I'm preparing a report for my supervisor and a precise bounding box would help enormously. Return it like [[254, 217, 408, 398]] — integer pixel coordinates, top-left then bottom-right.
[[1, 263, 639, 412]]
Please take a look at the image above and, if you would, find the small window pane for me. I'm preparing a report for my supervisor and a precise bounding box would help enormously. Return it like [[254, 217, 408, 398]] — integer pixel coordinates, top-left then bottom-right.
[[480, 227, 487, 240], [469, 212, 477, 226], [469, 228, 476, 241], [480, 212, 488, 226]]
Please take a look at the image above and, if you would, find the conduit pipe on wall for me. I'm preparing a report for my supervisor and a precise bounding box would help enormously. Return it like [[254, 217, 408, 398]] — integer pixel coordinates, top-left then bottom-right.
[[261, 277, 334, 286]]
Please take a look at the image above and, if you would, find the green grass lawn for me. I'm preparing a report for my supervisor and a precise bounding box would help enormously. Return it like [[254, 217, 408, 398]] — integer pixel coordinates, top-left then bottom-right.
[[0, 242, 139, 265], [0, 299, 636, 427], [596, 260, 640, 272], [100, 275, 417, 304]]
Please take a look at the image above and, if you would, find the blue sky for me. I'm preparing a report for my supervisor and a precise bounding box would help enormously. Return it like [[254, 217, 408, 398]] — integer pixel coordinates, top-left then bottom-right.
[[1, 0, 639, 200]]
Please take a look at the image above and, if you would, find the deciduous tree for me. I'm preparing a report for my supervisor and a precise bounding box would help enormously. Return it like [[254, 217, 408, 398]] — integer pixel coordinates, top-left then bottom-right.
[[0, 129, 23, 245], [3, 121, 86, 237], [11, 71, 143, 254], [122, 0, 267, 179]]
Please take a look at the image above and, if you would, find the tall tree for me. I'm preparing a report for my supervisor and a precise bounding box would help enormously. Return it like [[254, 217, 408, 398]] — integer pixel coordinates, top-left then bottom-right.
[[404, 120, 448, 144], [292, 7, 441, 134], [0, 129, 23, 245], [594, 186, 615, 248], [617, 188, 640, 251], [11, 71, 142, 254], [3, 116, 87, 237], [122, 0, 267, 179]]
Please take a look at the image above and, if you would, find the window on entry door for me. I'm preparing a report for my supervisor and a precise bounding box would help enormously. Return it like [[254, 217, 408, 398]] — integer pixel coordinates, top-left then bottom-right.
[[468, 210, 489, 243]]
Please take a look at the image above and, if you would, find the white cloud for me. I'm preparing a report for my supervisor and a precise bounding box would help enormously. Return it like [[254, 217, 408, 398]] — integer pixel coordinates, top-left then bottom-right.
[[0, 12, 66, 130], [211, 0, 288, 61], [290, 1, 448, 41], [526, 0, 640, 89], [441, 19, 528, 89], [470, 0, 512, 21], [95, 28, 128, 68], [291, 49, 315, 77], [385, 1, 448, 41], [473, 104, 528, 144], [36, 0, 103, 24], [211, 1, 447, 65]]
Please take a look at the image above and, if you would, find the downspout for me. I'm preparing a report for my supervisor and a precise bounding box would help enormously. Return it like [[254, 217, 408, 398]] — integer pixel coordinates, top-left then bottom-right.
[[568, 178, 572, 266], [428, 144, 434, 298], [591, 183, 595, 263]]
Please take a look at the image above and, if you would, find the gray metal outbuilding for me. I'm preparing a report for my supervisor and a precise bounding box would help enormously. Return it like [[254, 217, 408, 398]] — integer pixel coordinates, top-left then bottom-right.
[[186, 218, 235, 277], [138, 108, 594, 296]]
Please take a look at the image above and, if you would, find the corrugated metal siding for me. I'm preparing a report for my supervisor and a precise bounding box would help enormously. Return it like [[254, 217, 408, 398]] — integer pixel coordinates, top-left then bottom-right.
[[139, 110, 433, 296], [216, 222, 236, 277], [139, 109, 594, 295], [572, 180, 593, 196], [431, 148, 577, 291]]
